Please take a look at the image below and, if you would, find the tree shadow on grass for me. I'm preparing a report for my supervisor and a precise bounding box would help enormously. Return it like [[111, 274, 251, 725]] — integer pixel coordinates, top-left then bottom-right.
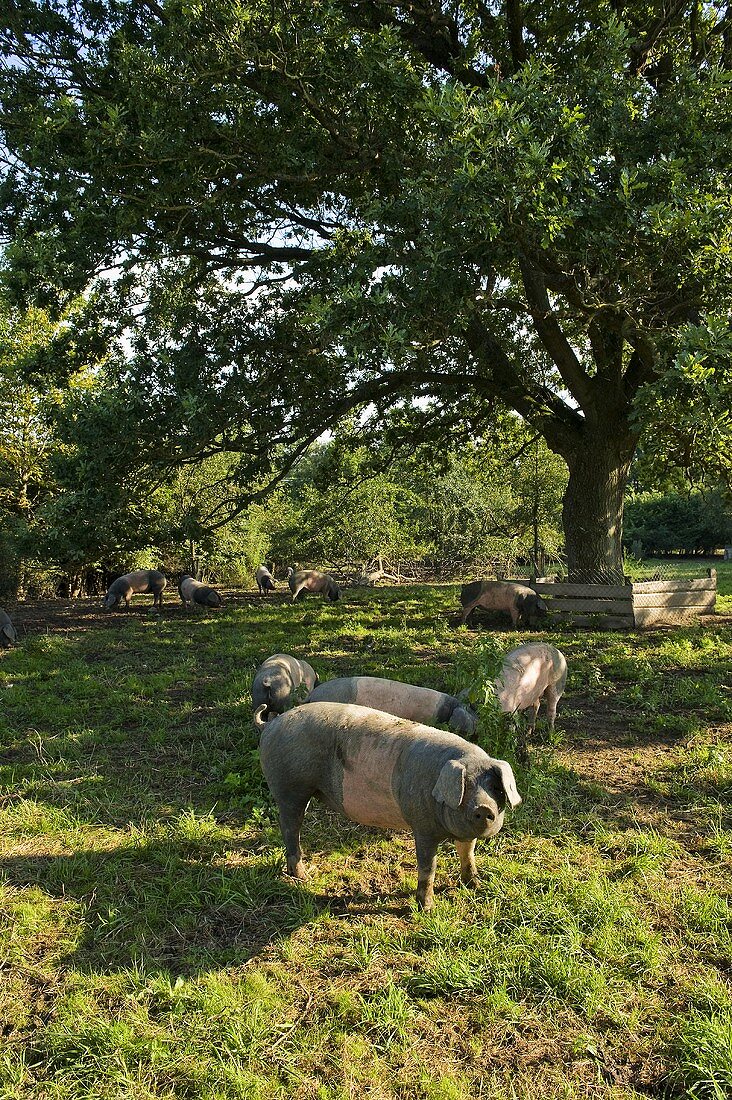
[[518, 734, 732, 847], [0, 840, 322, 976]]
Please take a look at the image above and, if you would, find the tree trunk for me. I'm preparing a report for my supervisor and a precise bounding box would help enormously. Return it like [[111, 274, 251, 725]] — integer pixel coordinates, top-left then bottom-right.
[[559, 433, 637, 581]]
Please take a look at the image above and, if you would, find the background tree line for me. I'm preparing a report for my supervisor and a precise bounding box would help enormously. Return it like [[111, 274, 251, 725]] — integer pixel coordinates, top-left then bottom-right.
[[1, 293, 729, 599], [0, 306, 570, 595]]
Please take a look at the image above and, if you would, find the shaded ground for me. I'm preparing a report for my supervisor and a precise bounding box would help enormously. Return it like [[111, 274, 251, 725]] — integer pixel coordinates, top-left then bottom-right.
[[6, 588, 279, 638]]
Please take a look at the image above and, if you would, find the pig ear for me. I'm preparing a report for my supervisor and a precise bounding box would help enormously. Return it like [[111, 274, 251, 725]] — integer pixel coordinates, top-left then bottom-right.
[[432, 760, 466, 809], [493, 760, 522, 808]]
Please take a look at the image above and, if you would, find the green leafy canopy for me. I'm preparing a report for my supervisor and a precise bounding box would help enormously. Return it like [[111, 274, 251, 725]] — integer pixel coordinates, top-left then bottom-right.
[[2, 1, 732, 571]]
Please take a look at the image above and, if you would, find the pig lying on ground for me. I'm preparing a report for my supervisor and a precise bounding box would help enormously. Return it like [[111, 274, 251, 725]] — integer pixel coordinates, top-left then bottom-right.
[[179, 575, 222, 608], [255, 701, 521, 909], [0, 608, 17, 646], [103, 569, 167, 610], [252, 653, 319, 718], [459, 579, 548, 629], [255, 564, 276, 595], [493, 642, 567, 734], [287, 567, 340, 602], [307, 676, 477, 736]]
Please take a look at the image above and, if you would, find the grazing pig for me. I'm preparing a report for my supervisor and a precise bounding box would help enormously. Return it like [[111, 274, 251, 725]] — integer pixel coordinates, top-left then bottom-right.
[[255, 564, 276, 595], [307, 676, 477, 736], [179, 575, 222, 608], [287, 567, 340, 602], [256, 701, 521, 909], [103, 569, 166, 610], [0, 608, 17, 646], [494, 642, 567, 734], [459, 579, 548, 629], [252, 653, 319, 718]]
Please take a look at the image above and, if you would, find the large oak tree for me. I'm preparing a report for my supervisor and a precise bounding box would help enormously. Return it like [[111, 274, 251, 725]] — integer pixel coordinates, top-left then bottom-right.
[[2, 1, 732, 576]]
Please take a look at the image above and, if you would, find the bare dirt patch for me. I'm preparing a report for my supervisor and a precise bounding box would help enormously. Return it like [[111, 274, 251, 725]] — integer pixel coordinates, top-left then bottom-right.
[[4, 589, 280, 639]]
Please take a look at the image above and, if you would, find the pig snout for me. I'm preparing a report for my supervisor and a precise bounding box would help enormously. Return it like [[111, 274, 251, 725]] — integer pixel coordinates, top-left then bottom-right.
[[449, 705, 477, 736], [470, 800, 502, 835]]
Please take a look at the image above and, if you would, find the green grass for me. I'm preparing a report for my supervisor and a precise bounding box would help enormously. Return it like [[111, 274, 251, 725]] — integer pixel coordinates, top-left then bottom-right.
[[1, 579, 731, 1098]]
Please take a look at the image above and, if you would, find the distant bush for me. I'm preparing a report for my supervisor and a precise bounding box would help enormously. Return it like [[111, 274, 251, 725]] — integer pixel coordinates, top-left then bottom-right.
[[624, 490, 732, 555]]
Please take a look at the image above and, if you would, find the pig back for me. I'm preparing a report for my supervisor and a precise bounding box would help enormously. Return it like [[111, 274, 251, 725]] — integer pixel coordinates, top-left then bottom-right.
[[308, 676, 456, 727], [127, 569, 165, 595], [259, 702, 482, 834]]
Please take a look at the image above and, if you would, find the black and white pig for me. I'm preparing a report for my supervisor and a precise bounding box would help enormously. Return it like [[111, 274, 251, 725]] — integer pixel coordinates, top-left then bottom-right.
[[256, 701, 521, 909], [103, 569, 167, 611], [459, 580, 548, 629]]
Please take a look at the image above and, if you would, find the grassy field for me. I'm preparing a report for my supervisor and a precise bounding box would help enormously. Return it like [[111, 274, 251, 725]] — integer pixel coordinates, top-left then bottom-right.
[[1, 567, 731, 1099]]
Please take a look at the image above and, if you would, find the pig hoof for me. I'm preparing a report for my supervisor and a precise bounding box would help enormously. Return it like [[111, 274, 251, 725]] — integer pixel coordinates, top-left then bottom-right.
[[286, 860, 307, 880]]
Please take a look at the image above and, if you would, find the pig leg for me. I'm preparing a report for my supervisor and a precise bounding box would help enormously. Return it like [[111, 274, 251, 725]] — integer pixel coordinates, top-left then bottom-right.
[[455, 838, 478, 887], [459, 597, 482, 626], [277, 794, 310, 879], [515, 708, 535, 765], [414, 832, 439, 909], [525, 701, 540, 736], [545, 686, 559, 731]]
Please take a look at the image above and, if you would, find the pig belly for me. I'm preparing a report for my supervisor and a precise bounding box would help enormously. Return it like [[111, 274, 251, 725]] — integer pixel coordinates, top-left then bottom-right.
[[341, 737, 410, 831]]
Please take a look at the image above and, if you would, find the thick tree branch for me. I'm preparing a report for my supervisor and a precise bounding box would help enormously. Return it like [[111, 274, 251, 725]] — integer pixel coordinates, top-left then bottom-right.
[[506, 0, 528, 69], [623, 327, 661, 397], [349, 0, 492, 88], [627, 0, 688, 76], [518, 257, 594, 415], [464, 313, 585, 447]]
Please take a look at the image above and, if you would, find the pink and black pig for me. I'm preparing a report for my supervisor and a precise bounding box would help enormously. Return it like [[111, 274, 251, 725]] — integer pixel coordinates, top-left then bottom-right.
[[103, 569, 167, 611], [494, 642, 567, 734], [255, 565, 276, 595], [306, 675, 477, 736], [252, 653, 319, 718], [256, 701, 521, 909], [287, 567, 340, 602], [179, 575, 222, 608], [459, 579, 548, 629], [0, 608, 17, 646]]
